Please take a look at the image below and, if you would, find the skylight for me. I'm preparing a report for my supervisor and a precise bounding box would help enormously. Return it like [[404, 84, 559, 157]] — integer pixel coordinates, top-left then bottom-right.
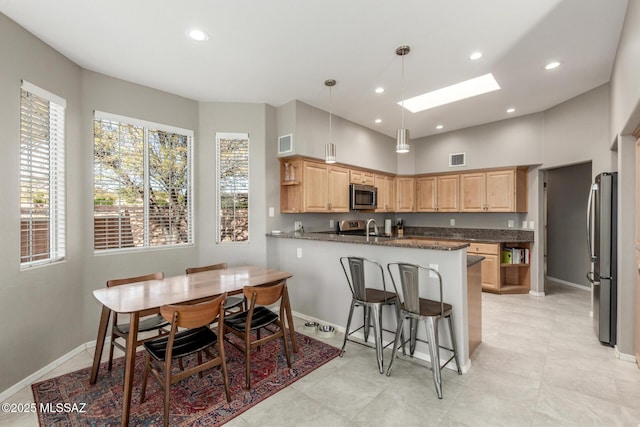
[[400, 73, 501, 113]]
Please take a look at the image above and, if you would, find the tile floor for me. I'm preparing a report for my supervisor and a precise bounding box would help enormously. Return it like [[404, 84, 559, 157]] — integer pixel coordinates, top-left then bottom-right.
[[2, 280, 639, 426]]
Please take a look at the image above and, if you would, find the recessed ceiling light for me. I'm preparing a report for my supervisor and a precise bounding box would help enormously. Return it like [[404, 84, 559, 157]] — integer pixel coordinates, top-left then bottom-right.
[[374, 118, 382, 124], [506, 108, 516, 113], [469, 51, 483, 60], [375, 87, 385, 94], [544, 61, 560, 70], [436, 124, 444, 130], [187, 29, 209, 41], [400, 73, 501, 113]]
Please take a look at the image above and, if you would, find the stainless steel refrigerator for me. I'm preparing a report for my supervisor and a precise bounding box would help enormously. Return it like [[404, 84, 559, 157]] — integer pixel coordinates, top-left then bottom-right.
[[586, 172, 617, 346]]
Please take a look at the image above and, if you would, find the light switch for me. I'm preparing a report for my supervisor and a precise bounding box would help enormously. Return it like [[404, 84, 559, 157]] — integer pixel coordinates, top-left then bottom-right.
[[297, 248, 302, 258], [269, 207, 274, 217], [450, 219, 455, 226], [329, 219, 334, 229], [428, 263, 438, 278], [522, 221, 528, 229], [508, 220, 514, 228]]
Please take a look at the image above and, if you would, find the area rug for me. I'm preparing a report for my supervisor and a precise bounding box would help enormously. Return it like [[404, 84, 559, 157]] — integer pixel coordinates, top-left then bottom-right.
[[32, 332, 340, 426]]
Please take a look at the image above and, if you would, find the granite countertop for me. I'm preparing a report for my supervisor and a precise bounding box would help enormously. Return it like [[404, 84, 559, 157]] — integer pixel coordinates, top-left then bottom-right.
[[404, 226, 534, 243], [267, 231, 469, 251]]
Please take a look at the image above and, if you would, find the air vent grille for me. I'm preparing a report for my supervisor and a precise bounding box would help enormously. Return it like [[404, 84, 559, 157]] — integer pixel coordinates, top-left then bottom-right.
[[278, 134, 293, 154], [449, 152, 466, 167]]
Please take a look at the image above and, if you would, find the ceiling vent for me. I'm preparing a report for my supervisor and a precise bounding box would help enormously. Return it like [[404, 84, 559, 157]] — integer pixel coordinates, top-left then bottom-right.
[[449, 152, 466, 167]]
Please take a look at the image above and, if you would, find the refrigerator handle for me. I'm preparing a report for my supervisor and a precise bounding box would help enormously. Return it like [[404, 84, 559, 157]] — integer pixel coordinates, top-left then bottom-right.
[[586, 183, 597, 262]]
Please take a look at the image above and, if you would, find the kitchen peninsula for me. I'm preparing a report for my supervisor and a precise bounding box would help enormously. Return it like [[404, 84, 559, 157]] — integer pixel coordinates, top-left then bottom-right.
[[267, 226, 534, 372]]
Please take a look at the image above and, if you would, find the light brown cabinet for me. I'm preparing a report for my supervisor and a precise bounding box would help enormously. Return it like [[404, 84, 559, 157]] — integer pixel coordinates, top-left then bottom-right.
[[395, 177, 415, 212], [350, 169, 375, 186], [416, 175, 459, 212], [467, 241, 530, 294], [460, 168, 527, 212], [279, 158, 349, 213], [375, 174, 395, 212]]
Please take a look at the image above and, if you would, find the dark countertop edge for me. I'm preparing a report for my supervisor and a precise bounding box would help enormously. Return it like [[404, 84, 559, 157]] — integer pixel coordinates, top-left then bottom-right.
[[267, 232, 469, 251], [404, 226, 534, 243], [467, 255, 485, 267]]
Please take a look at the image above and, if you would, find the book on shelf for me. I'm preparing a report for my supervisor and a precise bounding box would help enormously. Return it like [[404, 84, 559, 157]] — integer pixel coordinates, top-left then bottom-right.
[[502, 246, 529, 265]]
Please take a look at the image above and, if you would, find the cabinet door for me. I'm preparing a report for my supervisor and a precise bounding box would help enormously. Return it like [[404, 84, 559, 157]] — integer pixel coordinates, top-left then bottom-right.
[[437, 175, 459, 212], [460, 173, 486, 212], [480, 254, 500, 291], [396, 177, 415, 212], [375, 174, 388, 212], [349, 169, 363, 184], [302, 162, 328, 212], [486, 170, 515, 212], [416, 176, 437, 212], [328, 166, 350, 212], [386, 176, 396, 212]]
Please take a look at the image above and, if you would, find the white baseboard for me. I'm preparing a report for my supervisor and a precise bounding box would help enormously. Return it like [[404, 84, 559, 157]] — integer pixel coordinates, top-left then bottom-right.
[[1, 343, 86, 402], [546, 276, 590, 291], [529, 290, 546, 297], [614, 347, 637, 363]]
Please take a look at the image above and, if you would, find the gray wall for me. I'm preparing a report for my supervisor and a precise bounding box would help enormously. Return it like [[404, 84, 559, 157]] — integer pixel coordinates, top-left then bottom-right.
[[610, 0, 640, 356], [80, 71, 201, 342], [546, 162, 592, 287], [197, 102, 269, 268], [0, 13, 84, 393]]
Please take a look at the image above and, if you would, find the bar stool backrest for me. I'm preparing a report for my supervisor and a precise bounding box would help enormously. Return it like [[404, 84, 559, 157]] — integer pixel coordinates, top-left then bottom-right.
[[340, 256, 387, 301], [388, 262, 445, 317]]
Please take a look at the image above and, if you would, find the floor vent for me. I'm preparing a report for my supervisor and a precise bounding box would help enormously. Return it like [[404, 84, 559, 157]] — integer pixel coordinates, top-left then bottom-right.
[[449, 152, 466, 167]]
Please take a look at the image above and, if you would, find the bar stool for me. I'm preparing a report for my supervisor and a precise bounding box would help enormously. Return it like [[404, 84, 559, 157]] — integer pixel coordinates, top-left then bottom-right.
[[339, 256, 404, 373], [386, 262, 461, 399]]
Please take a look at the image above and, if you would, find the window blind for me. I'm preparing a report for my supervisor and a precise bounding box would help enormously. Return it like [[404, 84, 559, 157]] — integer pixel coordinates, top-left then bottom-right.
[[93, 112, 193, 251], [20, 81, 66, 266], [217, 133, 249, 242]]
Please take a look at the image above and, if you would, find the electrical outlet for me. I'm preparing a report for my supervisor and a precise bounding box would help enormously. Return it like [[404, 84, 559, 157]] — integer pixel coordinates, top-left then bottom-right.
[[294, 221, 302, 231], [428, 263, 438, 278], [297, 248, 302, 258], [522, 221, 527, 229], [450, 218, 455, 226], [269, 207, 274, 217], [329, 219, 334, 229], [508, 220, 514, 228], [529, 220, 534, 229]]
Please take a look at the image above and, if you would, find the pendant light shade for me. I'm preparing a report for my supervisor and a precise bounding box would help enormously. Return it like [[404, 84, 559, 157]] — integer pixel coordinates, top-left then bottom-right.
[[325, 79, 337, 164], [396, 45, 410, 153]]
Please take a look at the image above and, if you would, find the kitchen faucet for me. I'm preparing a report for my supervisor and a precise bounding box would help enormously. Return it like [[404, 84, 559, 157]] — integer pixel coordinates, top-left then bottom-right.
[[366, 218, 378, 237]]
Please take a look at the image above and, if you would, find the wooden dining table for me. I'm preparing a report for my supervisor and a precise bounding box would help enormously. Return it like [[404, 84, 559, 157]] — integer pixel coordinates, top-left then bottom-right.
[[89, 265, 296, 427]]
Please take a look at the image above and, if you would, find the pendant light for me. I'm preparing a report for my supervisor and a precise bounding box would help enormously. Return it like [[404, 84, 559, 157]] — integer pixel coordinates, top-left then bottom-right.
[[396, 45, 410, 153], [325, 79, 337, 163]]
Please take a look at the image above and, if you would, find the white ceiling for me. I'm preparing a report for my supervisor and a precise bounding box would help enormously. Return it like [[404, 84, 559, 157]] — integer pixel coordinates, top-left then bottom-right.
[[0, 0, 629, 140]]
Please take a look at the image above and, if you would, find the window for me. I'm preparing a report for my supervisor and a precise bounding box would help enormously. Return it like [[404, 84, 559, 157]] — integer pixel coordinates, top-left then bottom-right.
[[93, 111, 193, 252], [20, 81, 66, 267], [217, 133, 249, 242]]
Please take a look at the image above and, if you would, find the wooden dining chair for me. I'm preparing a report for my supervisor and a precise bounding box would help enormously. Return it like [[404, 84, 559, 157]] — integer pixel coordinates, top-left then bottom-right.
[[140, 293, 231, 427], [107, 272, 168, 372], [224, 281, 292, 390], [185, 262, 246, 313]]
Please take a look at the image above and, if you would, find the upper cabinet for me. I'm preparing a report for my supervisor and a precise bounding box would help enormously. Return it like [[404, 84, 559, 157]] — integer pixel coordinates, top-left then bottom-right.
[[460, 168, 528, 212], [279, 158, 349, 213], [375, 174, 395, 212], [280, 156, 528, 214], [350, 169, 375, 186], [396, 177, 415, 212], [416, 174, 459, 212]]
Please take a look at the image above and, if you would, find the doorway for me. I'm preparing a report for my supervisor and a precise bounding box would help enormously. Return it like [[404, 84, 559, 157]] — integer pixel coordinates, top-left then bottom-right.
[[544, 162, 592, 290]]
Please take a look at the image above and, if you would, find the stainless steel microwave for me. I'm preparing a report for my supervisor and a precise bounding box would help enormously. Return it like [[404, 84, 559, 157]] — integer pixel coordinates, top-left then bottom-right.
[[350, 184, 377, 210]]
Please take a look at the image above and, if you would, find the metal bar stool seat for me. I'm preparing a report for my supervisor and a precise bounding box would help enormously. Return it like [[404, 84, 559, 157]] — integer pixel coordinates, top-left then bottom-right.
[[339, 256, 405, 374], [386, 262, 461, 399]]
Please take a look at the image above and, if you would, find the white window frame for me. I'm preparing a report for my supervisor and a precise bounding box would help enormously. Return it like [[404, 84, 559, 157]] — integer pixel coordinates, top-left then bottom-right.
[[216, 132, 250, 244], [20, 81, 66, 269], [93, 111, 194, 253]]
